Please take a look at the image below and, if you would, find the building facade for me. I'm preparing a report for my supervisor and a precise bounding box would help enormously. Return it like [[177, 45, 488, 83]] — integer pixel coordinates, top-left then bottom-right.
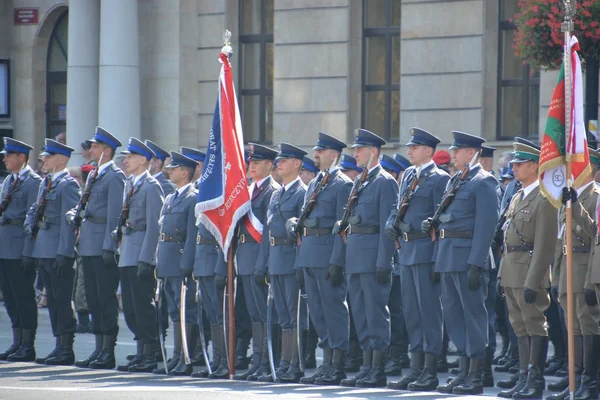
[[0, 0, 598, 168]]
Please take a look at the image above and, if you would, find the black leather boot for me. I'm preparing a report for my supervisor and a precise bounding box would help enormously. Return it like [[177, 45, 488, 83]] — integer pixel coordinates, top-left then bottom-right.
[[549, 336, 582, 392], [0, 328, 22, 360], [192, 325, 221, 378], [7, 329, 36, 362], [247, 323, 270, 381], [497, 371, 520, 389], [235, 335, 251, 370], [482, 346, 495, 387], [128, 342, 158, 373], [170, 324, 194, 376], [304, 328, 317, 369], [36, 336, 60, 364], [341, 349, 372, 387], [388, 352, 424, 390], [76, 311, 92, 334], [498, 335, 530, 398], [258, 328, 291, 383], [495, 341, 518, 372], [437, 355, 469, 393], [493, 334, 510, 364], [315, 349, 346, 385], [573, 335, 598, 400], [89, 335, 117, 369], [512, 335, 547, 399], [46, 332, 75, 366], [190, 323, 206, 366], [235, 322, 264, 380], [344, 340, 361, 373], [384, 344, 403, 376], [453, 357, 484, 395], [118, 341, 143, 371], [153, 324, 182, 375], [302, 347, 332, 384], [545, 356, 566, 376], [209, 324, 230, 379], [407, 352, 439, 391], [280, 329, 303, 383], [75, 334, 103, 368], [356, 350, 387, 388]]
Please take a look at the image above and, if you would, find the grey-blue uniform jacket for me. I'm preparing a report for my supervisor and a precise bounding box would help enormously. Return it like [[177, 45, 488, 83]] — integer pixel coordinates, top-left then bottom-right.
[[156, 185, 198, 277], [194, 220, 220, 277], [433, 165, 499, 272], [0, 167, 41, 259], [26, 172, 81, 259], [236, 176, 280, 276], [391, 163, 450, 266], [345, 165, 399, 274], [77, 162, 126, 256], [154, 172, 176, 197], [257, 178, 306, 275], [117, 171, 164, 267], [295, 169, 352, 268]]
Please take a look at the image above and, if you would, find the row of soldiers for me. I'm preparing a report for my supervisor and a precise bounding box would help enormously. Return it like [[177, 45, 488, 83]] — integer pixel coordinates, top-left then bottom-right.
[[0, 126, 598, 398]]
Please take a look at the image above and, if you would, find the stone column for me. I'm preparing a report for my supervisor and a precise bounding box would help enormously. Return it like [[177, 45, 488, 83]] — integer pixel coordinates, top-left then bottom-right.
[[66, 0, 100, 165], [98, 0, 140, 147]]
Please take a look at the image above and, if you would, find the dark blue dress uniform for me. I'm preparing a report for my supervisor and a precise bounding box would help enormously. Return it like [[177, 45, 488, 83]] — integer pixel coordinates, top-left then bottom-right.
[[154, 152, 199, 376], [68, 127, 125, 370], [0, 138, 42, 362], [25, 139, 81, 366], [386, 128, 450, 391], [146, 140, 177, 197], [339, 129, 399, 388], [302, 156, 319, 175], [226, 143, 279, 381], [293, 132, 352, 385], [339, 153, 362, 174], [256, 143, 307, 383], [431, 131, 499, 395], [116, 138, 164, 373]]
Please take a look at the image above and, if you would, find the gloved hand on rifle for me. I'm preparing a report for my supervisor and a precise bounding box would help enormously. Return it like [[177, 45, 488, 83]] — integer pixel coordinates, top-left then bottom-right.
[[254, 269, 267, 287], [55, 255, 75, 279], [286, 217, 299, 240], [421, 217, 434, 234], [524, 286, 537, 304], [561, 186, 577, 206], [384, 214, 400, 241], [332, 220, 345, 235]]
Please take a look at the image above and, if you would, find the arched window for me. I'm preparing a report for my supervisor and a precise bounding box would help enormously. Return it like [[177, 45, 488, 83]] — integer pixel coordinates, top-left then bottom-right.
[[362, 0, 400, 141], [46, 11, 68, 139]]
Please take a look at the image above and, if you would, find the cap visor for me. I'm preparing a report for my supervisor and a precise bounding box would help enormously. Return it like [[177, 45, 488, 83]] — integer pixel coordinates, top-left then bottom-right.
[[164, 163, 180, 169], [39, 151, 51, 156], [351, 143, 369, 148], [120, 150, 131, 155], [509, 158, 528, 164], [405, 140, 420, 146], [312, 145, 327, 150], [0, 150, 7, 154]]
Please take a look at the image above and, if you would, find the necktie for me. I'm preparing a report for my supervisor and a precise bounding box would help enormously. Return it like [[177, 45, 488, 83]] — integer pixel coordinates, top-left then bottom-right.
[[173, 191, 179, 201]]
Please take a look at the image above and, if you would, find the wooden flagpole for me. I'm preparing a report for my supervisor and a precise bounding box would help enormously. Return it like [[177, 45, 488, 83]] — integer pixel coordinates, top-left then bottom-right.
[[227, 246, 235, 379], [561, 1, 576, 398]]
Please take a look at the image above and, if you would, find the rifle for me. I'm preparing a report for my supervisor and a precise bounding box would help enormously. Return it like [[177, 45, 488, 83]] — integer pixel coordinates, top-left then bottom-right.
[[393, 164, 423, 249], [429, 151, 479, 241], [113, 182, 135, 246], [31, 173, 54, 239], [72, 153, 104, 228], [339, 152, 374, 244], [294, 156, 338, 245], [0, 163, 25, 215]]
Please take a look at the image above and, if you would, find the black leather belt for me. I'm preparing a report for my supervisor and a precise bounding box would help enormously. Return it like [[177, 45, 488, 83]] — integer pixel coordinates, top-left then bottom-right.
[[238, 233, 257, 243], [347, 225, 379, 235], [122, 223, 146, 233], [439, 230, 473, 239], [1, 218, 24, 226], [84, 215, 107, 224], [302, 227, 332, 236], [160, 233, 186, 242], [564, 245, 590, 254], [402, 232, 429, 241], [269, 236, 295, 246], [506, 245, 534, 253], [196, 234, 217, 245]]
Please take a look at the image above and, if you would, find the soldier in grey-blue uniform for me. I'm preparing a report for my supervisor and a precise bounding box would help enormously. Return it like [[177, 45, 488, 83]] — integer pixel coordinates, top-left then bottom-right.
[[385, 128, 450, 391], [286, 133, 352, 385], [146, 140, 176, 197], [339, 153, 362, 182], [66, 127, 125, 370], [25, 139, 80, 366], [229, 143, 280, 381], [0, 138, 41, 362], [114, 138, 164, 373], [335, 129, 399, 388], [152, 151, 199, 376], [379, 153, 410, 376], [393, 153, 411, 184], [255, 143, 307, 383], [421, 131, 499, 395]]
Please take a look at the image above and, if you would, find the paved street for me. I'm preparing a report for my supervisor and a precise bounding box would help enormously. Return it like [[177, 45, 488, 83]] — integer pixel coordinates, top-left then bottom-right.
[[0, 307, 563, 399]]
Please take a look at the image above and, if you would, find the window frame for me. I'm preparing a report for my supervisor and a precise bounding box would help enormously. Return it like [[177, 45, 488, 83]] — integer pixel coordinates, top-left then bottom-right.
[[0, 59, 10, 119], [46, 10, 68, 139], [238, 0, 274, 144], [496, 8, 540, 141], [361, 0, 400, 142]]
